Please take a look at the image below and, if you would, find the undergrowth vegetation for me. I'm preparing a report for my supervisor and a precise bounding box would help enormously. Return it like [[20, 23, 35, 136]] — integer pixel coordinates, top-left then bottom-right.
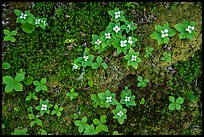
[[2, 2, 202, 135]]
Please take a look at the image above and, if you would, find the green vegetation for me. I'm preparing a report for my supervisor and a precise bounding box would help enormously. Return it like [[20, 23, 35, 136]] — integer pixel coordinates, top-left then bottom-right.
[[3, 29, 17, 42], [168, 96, 184, 110]]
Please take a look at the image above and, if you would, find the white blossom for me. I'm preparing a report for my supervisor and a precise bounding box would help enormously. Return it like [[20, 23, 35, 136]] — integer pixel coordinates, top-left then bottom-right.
[[41, 104, 47, 110], [106, 96, 112, 103], [161, 29, 169, 38], [114, 11, 120, 19], [186, 25, 194, 34], [120, 40, 127, 47], [131, 55, 137, 61], [125, 96, 130, 102], [127, 24, 131, 29], [113, 25, 121, 33], [128, 37, 133, 44], [35, 19, 41, 25], [117, 111, 123, 117], [73, 64, 78, 69], [83, 56, 89, 61], [94, 39, 102, 45], [105, 33, 111, 39], [20, 13, 27, 20]]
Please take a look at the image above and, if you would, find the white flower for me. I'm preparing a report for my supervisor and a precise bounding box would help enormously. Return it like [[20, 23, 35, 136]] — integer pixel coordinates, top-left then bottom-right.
[[35, 19, 41, 25], [43, 21, 47, 26], [120, 40, 127, 47], [113, 25, 121, 33], [161, 29, 168, 38], [83, 55, 89, 61], [131, 55, 137, 61], [105, 33, 111, 39], [127, 24, 131, 29], [125, 96, 130, 102], [20, 13, 27, 19], [114, 11, 120, 19], [128, 37, 133, 44], [73, 64, 78, 69], [94, 39, 102, 45], [41, 104, 47, 110], [186, 25, 194, 33], [106, 96, 112, 103], [117, 111, 123, 117]]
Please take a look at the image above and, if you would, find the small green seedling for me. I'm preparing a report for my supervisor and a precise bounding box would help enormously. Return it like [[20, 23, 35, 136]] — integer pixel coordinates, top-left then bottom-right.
[[2, 62, 11, 69], [161, 52, 171, 62], [169, 96, 184, 110], [35, 99, 53, 115], [3, 69, 25, 93], [137, 76, 149, 88], [66, 88, 78, 101], [51, 104, 64, 117], [144, 47, 154, 59], [93, 115, 108, 134], [33, 78, 48, 92], [120, 86, 136, 107], [112, 104, 127, 125], [25, 92, 38, 101], [28, 114, 42, 127], [98, 90, 118, 108], [174, 20, 196, 40], [74, 116, 89, 133], [3, 29, 17, 43], [77, 48, 94, 68], [124, 48, 142, 69], [150, 22, 176, 45]]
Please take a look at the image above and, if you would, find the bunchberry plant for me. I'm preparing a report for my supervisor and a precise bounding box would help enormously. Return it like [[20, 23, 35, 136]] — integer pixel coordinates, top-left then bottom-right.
[[33, 78, 48, 92], [72, 59, 81, 70], [124, 48, 142, 69], [120, 86, 136, 107], [74, 116, 89, 133], [84, 124, 97, 135], [150, 22, 176, 45], [161, 52, 171, 62], [28, 114, 42, 127], [2, 62, 11, 69], [169, 96, 184, 110], [112, 104, 127, 125], [25, 92, 38, 101], [92, 34, 106, 53], [77, 48, 94, 68], [108, 8, 126, 22], [66, 88, 78, 101], [92, 56, 108, 69], [3, 69, 25, 93], [144, 47, 154, 59], [11, 128, 28, 135], [112, 35, 130, 55], [51, 104, 64, 117], [90, 94, 102, 107], [98, 90, 118, 108], [93, 115, 108, 134], [3, 29, 17, 43], [121, 20, 137, 35], [35, 99, 53, 115], [137, 76, 149, 88], [174, 20, 196, 40]]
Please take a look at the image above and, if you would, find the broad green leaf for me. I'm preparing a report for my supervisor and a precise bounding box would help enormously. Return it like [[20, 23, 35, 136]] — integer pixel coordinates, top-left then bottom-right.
[[59, 107, 64, 111], [96, 56, 103, 64], [11, 30, 17, 35], [163, 37, 169, 44], [98, 93, 106, 100], [168, 28, 176, 37], [140, 98, 145, 105], [2, 124, 5, 129], [32, 94, 38, 100], [30, 121, 35, 127], [23, 77, 33, 86], [28, 114, 35, 119], [74, 120, 82, 126], [40, 78, 46, 84], [40, 129, 47, 135], [131, 62, 138, 69], [15, 72, 25, 82], [5, 84, 14, 93], [88, 80, 93, 87], [102, 125, 108, 132], [14, 9, 22, 16], [174, 23, 184, 32], [166, 57, 171, 62], [137, 82, 143, 87], [175, 104, 181, 110], [22, 23, 35, 33], [82, 116, 87, 123], [3, 29, 10, 35], [93, 118, 101, 125], [4, 36, 10, 41], [96, 125, 102, 133], [91, 94, 98, 101], [137, 76, 143, 81], [144, 79, 149, 83], [51, 110, 56, 115], [78, 126, 84, 133], [176, 97, 184, 104], [35, 119, 42, 126], [10, 36, 16, 43], [54, 104, 58, 109], [33, 80, 40, 86], [41, 85, 47, 91], [100, 115, 106, 123], [14, 82, 23, 91], [113, 131, 120, 135], [2, 62, 11, 69], [169, 96, 175, 102], [3, 76, 14, 84], [169, 103, 176, 110], [118, 118, 124, 125], [155, 25, 163, 32], [101, 62, 108, 69], [26, 96, 31, 101], [179, 32, 187, 39], [35, 86, 41, 92], [92, 63, 99, 69], [56, 112, 61, 117]]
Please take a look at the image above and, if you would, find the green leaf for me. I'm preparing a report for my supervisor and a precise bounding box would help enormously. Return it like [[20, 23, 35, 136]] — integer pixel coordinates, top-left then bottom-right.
[[92, 63, 99, 69], [30, 121, 35, 127], [175, 104, 181, 110], [23, 77, 33, 86], [33, 80, 40, 86], [74, 120, 82, 126], [163, 37, 169, 44], [11, 30, 17, 35], [40, 78, 46, 84], [95, 125, 102, 133], [137, 76, 143, 81], [144, 79, 149, 83], [100, 115, 106, 123], [40, 129, 47, 135], [101, 62, 108, 69], [93, 118, 101, 125], [41, 85, 47, 91], [179, 32, 187, 39], [169, 103, 176, 110], [35, 119, 42, 126], [88, 80, 93, 87], [4, 36, 10, 41], [5, 84, 13, 93], [140, 98, 145, 105], [169, 96, 175, 102], [176, 97, 184, 104], [22, 23, 35, 33], [10, 36, 16, 43], [35, 86, 41, 92], [2, 124, 5, 129], [32, 95, 38, 100], [137, 82, 143, 87], [102, 125, 108, 132], [113, 131, 120, 135], [4, 29, 10, 35], [54, 104, 58, 109], [51, 110, 56, 115], [28, 114, 35, 119], [26, 96, 31, 101], [155, 25, 163, 32], [118, 118, 124, 125], [14, 9, 22, 16], [59, 107, 64, 111], [3, 76, 14, 84], [82, 116, 87, 123], [96, 56, 103, 64], [14, 82, 23, 91], [15, 72, 25, 82], [168, 28, 176, 37], [174, 23, 183, 32], [98, 93, 106, 100], [2, 62, 11, 70], [57, 112, 61, 117], [150, 31, 163, 45]]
